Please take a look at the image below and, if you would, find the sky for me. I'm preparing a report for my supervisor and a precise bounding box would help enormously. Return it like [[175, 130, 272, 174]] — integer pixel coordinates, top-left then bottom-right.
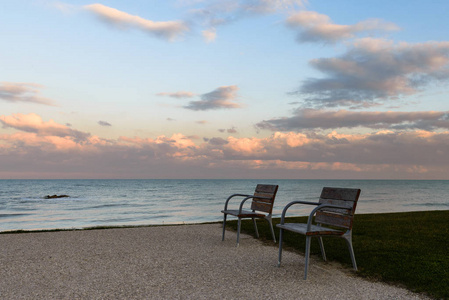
[[1, 0, 449, 179]]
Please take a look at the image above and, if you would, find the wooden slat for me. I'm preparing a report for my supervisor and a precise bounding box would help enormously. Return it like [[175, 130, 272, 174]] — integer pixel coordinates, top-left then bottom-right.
[[320, 187, 360, 201], [318, 198, 355, 215], [315, 211, 353, 229], [305, 229, 344, 236], [313, 188, 361, 229], [255, 184, 278, 194], [277, 223, 344, 236], [319, 187, 360, 215], [251, 201, 272, 213], [250, 184, 278, 213], [222, 209, 265, 218], [253, 192, 275, 201]]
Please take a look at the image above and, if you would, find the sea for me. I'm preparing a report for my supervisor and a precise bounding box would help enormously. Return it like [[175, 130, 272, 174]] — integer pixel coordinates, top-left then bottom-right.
[[1, 179, 448, 232]]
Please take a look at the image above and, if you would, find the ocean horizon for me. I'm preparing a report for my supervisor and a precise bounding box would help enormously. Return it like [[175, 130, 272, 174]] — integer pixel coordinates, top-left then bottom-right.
[[1, 179, 449, 232]]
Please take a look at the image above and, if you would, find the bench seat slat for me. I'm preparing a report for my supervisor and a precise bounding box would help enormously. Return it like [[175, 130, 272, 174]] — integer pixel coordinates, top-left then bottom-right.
[[277, 223, 344, 236], [221, 209, 266, 218]]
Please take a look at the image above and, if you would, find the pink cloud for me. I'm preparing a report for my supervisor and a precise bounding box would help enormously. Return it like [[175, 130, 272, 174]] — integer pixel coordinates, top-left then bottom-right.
[[84, 4, 189, 41], [2, 113, 449, 179], [0, 113, 90, 141], [202, 28, 217, 43], [0, 82, 56, 106], [286, 11, 399, 43]]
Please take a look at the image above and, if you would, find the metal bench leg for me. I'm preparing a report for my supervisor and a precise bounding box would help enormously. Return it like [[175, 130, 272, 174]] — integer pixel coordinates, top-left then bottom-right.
[[236, 217, 242, 247], [304, 236, 312, 280], [267, 217, 276, 243], [317, 237, 327, 261], [343, 232, 357, 270], [252, 218, 259, 238], [278, 228, 284, 267], [222, 214, 227, 241]]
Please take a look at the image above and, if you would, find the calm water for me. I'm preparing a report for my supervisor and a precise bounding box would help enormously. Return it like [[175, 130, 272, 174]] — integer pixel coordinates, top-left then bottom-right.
[[1, 179, 448, 232]]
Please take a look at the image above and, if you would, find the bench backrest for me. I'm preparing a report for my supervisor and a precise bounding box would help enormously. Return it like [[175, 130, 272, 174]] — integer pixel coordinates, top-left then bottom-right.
[[315, 187, 361, 230], [250, 184, 279, 214]]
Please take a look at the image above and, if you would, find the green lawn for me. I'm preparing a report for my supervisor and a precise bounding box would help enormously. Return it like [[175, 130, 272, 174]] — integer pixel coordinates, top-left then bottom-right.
[[227, 210, 449, 299]]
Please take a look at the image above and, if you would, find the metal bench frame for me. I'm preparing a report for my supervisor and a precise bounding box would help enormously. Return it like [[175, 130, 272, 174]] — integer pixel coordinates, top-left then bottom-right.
[[277, 187, 361, 279], [221, 184, 279, 246]]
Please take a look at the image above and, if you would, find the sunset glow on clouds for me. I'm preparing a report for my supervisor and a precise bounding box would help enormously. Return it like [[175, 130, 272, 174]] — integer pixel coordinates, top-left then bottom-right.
[[1, 113, 449, 179], [286, 11, 400, 43], [0, 83, 56, 106], [1, 1, 449, 179], [83, 3, 189, 41]]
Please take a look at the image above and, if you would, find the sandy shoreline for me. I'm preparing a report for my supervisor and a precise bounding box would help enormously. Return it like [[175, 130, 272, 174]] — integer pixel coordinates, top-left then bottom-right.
[[0, 223, 429, 299]]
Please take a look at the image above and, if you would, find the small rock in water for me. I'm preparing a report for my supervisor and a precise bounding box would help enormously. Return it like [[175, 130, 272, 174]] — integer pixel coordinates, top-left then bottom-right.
[[45, 194, 69, 199]]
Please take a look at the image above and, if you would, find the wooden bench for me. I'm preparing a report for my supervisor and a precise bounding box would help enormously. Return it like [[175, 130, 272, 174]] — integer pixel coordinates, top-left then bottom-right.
[[221, 184, 279, 246], [277, 187, 361, 279]]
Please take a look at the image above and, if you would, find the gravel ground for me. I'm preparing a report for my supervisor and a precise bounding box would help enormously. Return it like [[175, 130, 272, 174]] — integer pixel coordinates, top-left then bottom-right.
[[0, 224, 429, 299]]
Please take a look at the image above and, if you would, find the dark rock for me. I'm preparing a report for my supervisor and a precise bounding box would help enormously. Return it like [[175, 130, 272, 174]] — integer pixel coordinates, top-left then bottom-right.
[[45, 194, 70, 199]]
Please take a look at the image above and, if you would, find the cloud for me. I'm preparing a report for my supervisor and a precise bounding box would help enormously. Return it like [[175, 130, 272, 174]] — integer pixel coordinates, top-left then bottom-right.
[[0, 113, 90, 142], [257, 109, 449, 131], [1, 113, 449, 178], [221, 131, 449, 171], [0, 82, 56, 106], [208, 137, 229, 145], [202, 28, 217, 42], [98, 120, 112, 126], [243, 0, 306, 14], [286, 11, 399, 44], [184, 85, 241, 110], [219, 126, 238, 133], [51, 1, 78, 14], [294, 38, 449, 107], [156, 91, 196, 98], [187, 0, 305, 42], [84, 4, 189, 41], [159, 86, 240, 110], [188, 0, 305, 19]]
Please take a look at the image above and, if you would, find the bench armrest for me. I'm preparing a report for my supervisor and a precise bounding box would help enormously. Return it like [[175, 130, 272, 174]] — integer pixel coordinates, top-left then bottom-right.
[[237, 195, 272, 214], [279, 201, 320, 224], [223, 194, 252, 211]]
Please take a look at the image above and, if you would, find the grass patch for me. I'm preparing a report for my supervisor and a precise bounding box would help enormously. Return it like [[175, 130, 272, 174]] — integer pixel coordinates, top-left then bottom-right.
[[226, 210, 449, 299]]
